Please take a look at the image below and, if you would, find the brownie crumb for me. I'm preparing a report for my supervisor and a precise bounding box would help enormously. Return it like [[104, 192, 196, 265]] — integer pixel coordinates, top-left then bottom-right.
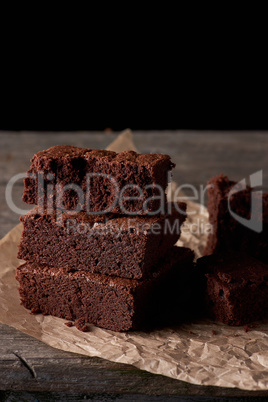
[[211, 330, 217, 335], [30, 308, 40, 314], [244, 323, 258, 333], [64, 321, 74, 327], [188, 330, 194, 335], [75, 318, 90, 332]]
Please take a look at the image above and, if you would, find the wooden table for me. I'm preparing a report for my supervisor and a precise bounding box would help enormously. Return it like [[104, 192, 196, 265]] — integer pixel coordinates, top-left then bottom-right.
[[0, 131, 267, 401]]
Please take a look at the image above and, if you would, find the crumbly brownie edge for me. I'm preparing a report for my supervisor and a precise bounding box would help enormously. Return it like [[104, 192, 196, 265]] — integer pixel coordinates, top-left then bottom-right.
[[22, 146, 175, 214]]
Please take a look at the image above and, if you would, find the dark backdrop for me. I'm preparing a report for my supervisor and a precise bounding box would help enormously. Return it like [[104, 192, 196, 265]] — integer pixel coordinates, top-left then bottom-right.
[[1, 13, 267, 132], [1, 105, 267, 131], [1, 67, 267, 131], [1, 92, 267, 131]]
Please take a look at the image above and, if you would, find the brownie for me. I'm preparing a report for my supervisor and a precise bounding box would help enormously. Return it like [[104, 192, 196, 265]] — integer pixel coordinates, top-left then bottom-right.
[[22, 145, 175, 215], [197, 252, 268, 325], [203, 174, 268, 263], [16, 247, 195, 332], [18, 202, 187, 279]]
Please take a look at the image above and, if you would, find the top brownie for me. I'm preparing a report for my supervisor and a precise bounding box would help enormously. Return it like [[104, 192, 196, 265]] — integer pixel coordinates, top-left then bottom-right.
[[204, 174, 268, 263], [22, 145, 175, 215]]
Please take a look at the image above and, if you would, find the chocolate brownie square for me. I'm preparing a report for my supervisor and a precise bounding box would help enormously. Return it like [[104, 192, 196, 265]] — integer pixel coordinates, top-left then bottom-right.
[[197, 252, 268, 325], [22, 145, 175, 215], [204, 174, 268, 263], [16, 247, 195, 332], [18, 203, 187, 279]]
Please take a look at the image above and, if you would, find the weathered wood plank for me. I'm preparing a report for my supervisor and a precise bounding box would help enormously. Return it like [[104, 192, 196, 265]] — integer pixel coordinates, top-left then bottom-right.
[[1, 323, 268, 397]]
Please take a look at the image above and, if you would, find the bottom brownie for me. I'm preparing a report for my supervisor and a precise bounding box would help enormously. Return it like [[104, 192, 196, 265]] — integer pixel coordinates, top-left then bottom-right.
[[16, 247, 194, 332], [197, 252, 268, 325]]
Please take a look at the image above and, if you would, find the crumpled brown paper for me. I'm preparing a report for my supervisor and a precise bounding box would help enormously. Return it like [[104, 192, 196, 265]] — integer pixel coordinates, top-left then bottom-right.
[[1, 129, 268, 391]]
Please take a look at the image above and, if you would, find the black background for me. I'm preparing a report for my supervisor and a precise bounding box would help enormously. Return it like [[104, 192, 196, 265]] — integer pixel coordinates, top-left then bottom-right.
[[1, 75, 267, 131], [1, 24, 267, 132], [1, 90, 267, 131]]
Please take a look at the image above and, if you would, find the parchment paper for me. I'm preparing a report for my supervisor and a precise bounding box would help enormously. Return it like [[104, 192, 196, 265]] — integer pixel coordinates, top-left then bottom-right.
[[1, 129, 268, 391]]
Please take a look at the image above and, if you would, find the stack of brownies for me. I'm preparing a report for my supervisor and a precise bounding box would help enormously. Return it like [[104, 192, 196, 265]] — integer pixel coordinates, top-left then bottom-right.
[[198, 174, 268, 326], [16, 145, 194, 332]]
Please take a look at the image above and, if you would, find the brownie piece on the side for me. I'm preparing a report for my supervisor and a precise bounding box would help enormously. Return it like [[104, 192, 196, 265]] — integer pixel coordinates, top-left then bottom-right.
[[203, 174, 268, 263], [18, 203, 187, 279], [197, 252, 268, 325], [22, 145, 175, 215], [16, 247, 195, 332]]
